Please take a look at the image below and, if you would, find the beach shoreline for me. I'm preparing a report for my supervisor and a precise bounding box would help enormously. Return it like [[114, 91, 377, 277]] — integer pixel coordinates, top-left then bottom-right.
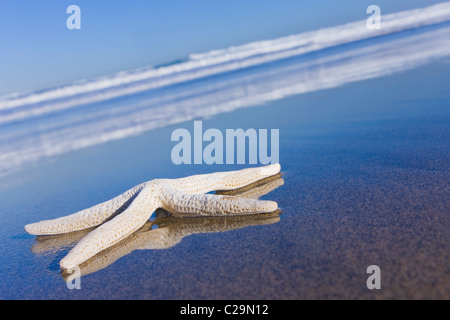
[[0, 57, 449, 299]]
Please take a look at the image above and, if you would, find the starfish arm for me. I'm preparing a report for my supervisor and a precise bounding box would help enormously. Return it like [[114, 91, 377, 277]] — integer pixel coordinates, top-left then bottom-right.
[[170, 163, 281, 194], [160, 186, 278, 217], [59, 184, 161, 269], [63, 223, 160, 280], [24, 182, 146, 235]]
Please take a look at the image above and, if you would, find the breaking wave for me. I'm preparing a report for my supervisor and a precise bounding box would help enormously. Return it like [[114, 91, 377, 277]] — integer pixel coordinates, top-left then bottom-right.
[[1, 2, 450, 177]]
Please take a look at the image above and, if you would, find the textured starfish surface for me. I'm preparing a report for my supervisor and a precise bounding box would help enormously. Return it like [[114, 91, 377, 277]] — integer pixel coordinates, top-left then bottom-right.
[[25, 164, 281, 269], [55, 176, 283, 280]]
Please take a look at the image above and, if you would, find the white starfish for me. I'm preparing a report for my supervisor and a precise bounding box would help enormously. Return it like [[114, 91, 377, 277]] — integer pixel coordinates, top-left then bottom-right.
[[25, 164, 281, 269], [55, 176, 284, 280]]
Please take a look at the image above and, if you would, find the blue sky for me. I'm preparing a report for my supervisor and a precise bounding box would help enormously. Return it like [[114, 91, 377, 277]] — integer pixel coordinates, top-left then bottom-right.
[[0, 0, 444, 95]]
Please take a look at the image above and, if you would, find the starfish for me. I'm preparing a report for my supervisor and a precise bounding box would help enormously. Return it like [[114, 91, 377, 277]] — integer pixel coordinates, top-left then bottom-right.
[[25, 164, 281, 269], [34, 175, 283, 280]]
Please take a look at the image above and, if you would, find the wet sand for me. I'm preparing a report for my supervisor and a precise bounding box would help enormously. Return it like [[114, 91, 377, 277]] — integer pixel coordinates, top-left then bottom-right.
[[0, 61, 449, 299]]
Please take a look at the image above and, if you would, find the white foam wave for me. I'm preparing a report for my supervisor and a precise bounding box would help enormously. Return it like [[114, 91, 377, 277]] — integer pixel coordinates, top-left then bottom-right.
[[1, 2, 450, 125], [1, 3, 450, 178]]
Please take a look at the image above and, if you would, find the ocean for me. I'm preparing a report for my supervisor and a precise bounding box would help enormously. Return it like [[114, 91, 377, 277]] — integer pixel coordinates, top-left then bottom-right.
[[1, 2, 450, 180]]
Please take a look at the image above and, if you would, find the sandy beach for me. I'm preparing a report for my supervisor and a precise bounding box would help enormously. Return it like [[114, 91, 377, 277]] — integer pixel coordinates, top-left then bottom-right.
[[0, 57, 449, 299], [1, 2, 449, 301]]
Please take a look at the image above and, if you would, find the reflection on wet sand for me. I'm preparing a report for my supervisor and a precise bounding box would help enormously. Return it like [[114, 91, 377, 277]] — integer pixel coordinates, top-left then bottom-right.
[[31, 175, 284, 280]]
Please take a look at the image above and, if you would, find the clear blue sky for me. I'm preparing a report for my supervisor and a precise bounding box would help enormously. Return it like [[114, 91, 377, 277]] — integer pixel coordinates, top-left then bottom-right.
[[0, 0, 444, 95]]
